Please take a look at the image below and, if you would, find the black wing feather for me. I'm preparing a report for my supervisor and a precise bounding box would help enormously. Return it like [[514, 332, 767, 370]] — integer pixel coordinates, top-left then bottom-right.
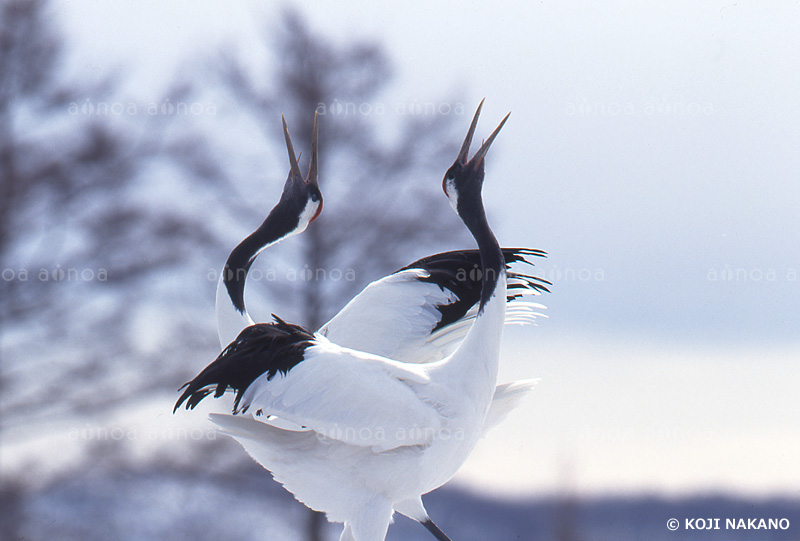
[[174, 316, 315, 414], [398, 248, 550, 332]]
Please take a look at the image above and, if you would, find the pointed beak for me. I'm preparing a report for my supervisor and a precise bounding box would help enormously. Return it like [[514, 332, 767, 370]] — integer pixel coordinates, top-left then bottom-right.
[[469, 112, 510, 170], [282, 115, 304, 181], [457, 98, 484, 165], [307, 111, 319, 186]]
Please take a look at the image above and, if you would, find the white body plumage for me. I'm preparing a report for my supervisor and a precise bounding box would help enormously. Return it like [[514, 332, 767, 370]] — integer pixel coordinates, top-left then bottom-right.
[[210, 270, 507, 539]]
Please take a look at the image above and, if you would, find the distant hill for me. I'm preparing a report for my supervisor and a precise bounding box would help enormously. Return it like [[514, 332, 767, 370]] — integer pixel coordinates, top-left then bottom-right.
[[8, 462, 800, 541]]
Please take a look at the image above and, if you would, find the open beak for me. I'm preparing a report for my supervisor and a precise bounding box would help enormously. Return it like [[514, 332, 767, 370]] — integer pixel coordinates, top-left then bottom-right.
[[307, 111, 319, 186], [282, 115, 304, 182], [456, 98, 484, 165], [282, 113, 319, 185], [456, 99, 510, 170], [469, 112, 510, 170]]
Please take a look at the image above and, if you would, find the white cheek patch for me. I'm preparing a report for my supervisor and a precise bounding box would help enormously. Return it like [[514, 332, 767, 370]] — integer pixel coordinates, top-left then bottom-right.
[[445, 180, 459, 213], [296, 199, 321, 233]]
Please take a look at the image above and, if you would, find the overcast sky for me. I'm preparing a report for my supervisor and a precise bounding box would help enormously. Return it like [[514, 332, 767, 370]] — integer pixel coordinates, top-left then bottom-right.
[[48, 0, 800, 497]]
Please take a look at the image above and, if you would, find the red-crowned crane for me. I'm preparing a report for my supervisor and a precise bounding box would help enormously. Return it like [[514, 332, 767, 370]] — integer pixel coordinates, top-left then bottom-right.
[[176, 103, 545, 540]]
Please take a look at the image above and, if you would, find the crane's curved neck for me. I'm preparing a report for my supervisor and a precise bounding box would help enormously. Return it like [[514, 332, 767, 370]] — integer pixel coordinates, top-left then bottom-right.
[[440, 189, 507, 405], [459, 191, 505, 312], [215, 206, 300, 348]]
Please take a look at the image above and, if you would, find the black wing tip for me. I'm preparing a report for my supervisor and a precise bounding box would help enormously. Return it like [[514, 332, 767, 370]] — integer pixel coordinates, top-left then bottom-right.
[[174, 384, 233, 414], [504, 247, 551, 294], [173, 385, 210, 413], [507, 271, 552, 294], [173, 382, 191, 413], [504, 246, 547, 256], [517, 247, 548, 256], [502, 247, 548, 269]]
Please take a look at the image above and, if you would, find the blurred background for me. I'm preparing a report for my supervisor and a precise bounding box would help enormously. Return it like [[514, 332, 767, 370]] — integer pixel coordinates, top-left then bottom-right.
[[1, 1, 798, 539]]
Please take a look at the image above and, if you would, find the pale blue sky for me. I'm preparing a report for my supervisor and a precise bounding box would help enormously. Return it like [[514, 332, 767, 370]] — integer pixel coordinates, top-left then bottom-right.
[[58, 0, 800, 345]]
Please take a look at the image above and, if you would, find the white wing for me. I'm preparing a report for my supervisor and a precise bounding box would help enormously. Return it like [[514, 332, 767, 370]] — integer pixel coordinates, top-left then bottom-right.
[[319, 270, 460, 363], [239, 338, 442, 451], [482, 379, 539, 435], [319, 249, 548, 364]]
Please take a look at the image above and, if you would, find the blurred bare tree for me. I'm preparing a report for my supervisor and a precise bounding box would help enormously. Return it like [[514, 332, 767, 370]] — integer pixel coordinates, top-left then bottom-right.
[[0, 0, 217, 429]]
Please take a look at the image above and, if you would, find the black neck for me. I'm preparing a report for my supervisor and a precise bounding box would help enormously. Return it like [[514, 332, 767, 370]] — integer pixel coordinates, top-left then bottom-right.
[[458, 192, 504, 310], [223, 204, 300, 314]]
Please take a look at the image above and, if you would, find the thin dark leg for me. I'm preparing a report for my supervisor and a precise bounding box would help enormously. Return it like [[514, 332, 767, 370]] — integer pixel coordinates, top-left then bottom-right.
[[422, 518, 452, 541]]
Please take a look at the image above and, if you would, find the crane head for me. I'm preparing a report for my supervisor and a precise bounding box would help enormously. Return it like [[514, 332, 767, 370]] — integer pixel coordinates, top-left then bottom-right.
[[442, 99, 509, 214], [281, 112, 322, 231]]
